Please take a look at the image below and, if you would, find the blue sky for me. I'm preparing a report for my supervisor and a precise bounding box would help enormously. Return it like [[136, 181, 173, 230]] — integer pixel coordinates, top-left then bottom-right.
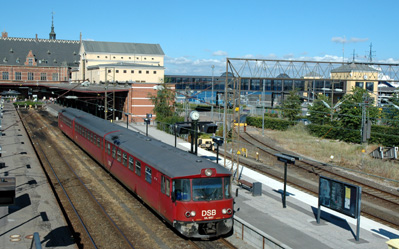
[[1, 0, 398, 76]]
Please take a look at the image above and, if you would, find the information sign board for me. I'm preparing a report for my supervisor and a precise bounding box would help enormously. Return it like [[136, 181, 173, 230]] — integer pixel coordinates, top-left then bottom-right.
[[319, 176, 361, 218]]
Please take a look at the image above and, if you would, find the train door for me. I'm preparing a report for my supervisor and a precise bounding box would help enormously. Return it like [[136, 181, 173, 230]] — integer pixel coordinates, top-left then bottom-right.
[[159, 174, 173, 220]]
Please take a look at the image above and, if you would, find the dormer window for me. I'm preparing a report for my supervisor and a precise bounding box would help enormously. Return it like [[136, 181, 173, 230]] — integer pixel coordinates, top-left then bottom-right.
[[47, 50, 51, 54], [9, 48, 13, 53], [16, 58, 20, 63], [3, 57, 7, 63]]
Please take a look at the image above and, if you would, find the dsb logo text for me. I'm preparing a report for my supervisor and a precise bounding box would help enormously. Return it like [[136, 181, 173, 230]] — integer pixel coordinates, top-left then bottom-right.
[[202, 209, 216, 217]]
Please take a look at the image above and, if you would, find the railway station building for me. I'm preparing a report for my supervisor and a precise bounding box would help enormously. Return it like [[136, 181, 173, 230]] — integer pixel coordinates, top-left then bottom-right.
[[0, 30, 80, 84], [0, 21, 167, 123]]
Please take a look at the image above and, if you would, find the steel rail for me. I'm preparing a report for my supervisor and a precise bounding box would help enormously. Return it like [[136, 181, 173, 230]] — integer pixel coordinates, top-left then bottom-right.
[[22, 110, 136, 249]]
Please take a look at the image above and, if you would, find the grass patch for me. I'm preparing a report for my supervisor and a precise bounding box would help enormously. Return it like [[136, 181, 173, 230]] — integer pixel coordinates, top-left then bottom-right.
[[259, 123, 399, 184]]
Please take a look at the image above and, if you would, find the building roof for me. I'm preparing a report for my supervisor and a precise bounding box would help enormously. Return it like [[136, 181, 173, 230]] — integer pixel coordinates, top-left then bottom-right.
[[331, 63, 378, 73], [83, 40, 164, 55], [0, 37, 80, 68], [302, 71, 323, 78], [87, 62, 165, 70], [43, 83, 130, 93]]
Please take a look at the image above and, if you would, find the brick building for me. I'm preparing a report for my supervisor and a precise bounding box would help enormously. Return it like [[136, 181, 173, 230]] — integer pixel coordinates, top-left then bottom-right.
[[0, 30, 80, 84]]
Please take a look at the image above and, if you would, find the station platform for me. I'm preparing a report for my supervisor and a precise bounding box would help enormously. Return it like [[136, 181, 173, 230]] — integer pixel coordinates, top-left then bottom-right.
[[0, 102, 75, 248], [126, 121, 399, 249]]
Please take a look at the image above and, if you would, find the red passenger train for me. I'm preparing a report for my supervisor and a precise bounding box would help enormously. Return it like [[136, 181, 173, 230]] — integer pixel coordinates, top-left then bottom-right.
[[58, 108, 234, 238]]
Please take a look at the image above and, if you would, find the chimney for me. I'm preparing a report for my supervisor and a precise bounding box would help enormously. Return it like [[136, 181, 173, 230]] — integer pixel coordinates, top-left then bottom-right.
[[1, 30, 8, 38], [80, 32, 82, 43], [35, 34, 38, 41]]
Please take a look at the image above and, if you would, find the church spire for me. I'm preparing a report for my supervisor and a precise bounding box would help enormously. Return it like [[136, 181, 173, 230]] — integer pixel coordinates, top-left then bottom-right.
[[49, 11, 56, 40]]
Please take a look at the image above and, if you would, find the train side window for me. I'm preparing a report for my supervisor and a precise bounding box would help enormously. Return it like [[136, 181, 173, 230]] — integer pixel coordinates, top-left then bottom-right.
[[112, 146, 116, 158], [165, 178, 170, 196], [224, 177, 231, 199], [145, 166, 152, 183], [161, 175, 170, 196], [135, 161, 141, 176], [107, 143, 111, 155], [128, 157, 134, 171], [93, 135, 97, 144], [173, 179, 191, 201], [117, 149, 121, 162], [122, 153, 127, 166], [97, 137, 101, 147]]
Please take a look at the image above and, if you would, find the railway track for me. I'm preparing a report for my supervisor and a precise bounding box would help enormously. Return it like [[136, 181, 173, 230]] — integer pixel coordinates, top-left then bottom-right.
[[18, 108, 237, 249], [236, 130, 399, 229]]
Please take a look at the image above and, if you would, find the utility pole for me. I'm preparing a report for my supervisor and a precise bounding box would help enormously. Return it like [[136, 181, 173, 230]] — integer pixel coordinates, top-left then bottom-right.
[[331, 82, 334, 122], [262, 79, 265, 136], [105, 67, 108, 120], [185, 86, 190, 122], [211, 65, 215, 122], [223, 59, 228, 168], [361, 94, 371, 143]]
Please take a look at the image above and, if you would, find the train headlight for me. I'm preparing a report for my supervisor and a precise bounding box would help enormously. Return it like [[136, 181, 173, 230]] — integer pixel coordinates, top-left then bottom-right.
[[222, 209, 227, 214], [185, 211, 196, 218], [204, 168, 213, 177], [227, 208, 233, 215]]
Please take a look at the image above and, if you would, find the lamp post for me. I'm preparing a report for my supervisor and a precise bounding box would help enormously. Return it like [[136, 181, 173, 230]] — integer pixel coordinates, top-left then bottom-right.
[[174, 124, 178, 147], [275, 153, 300, 208], [190, 111, 200, 155], [211, 136, 224, 163]]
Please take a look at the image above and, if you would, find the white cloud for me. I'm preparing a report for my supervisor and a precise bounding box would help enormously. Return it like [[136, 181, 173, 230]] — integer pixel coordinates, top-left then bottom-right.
[[165, 56, 225, 75], [349, 37, 369, 43], [377, 58, 399, 64], [212, 50, 228, 56], [331, 36, 369, 44], [283, 53, 294, 59]]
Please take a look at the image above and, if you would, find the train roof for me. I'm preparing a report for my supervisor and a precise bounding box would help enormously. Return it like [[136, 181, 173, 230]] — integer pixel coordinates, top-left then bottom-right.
[[59, 108, 231, 178]]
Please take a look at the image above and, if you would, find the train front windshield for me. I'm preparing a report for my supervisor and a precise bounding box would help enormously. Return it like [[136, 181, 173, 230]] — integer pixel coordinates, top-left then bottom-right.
[[174, 177, 231, 202]]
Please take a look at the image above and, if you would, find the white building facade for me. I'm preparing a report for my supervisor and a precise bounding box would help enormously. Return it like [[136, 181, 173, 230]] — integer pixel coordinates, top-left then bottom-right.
[[73, 40, 165, 84]]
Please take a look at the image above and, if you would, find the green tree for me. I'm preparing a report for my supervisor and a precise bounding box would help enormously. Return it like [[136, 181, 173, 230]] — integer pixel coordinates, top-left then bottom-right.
[[336, 87, 379, 130], [281, 90, 301, 121], [149, 82, 177, 121], [308, 95, 331, 125], [382, 93, 399, 127]]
